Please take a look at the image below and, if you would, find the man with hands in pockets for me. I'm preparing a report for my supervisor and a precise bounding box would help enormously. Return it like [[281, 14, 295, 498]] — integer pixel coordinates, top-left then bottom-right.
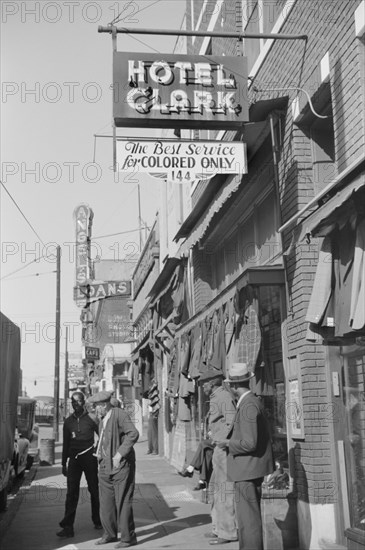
[[218, 363, 274, 550], [88, 390, 139, 548]]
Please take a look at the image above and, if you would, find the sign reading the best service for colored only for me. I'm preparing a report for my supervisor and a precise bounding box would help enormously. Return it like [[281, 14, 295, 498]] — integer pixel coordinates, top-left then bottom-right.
[[113, 53, 248, 129], [117, 140, 247, 182]]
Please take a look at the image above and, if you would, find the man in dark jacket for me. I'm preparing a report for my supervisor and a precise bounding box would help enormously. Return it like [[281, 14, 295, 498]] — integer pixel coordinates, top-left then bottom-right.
[[57, 391, 101, 538], [89, 390, 139, 548], [219, 363, 274, 550]]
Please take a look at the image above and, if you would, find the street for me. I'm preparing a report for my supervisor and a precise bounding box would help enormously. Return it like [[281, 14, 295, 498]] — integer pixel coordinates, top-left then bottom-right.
[[0, 429, 233, 550]]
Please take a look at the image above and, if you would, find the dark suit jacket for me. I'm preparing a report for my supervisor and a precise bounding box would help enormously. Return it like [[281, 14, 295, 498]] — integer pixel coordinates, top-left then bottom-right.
[[227, 391, 274, 482]]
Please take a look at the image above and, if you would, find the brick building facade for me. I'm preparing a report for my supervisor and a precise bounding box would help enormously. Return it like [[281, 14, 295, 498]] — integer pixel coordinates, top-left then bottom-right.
[[129, 1, 364, 548]]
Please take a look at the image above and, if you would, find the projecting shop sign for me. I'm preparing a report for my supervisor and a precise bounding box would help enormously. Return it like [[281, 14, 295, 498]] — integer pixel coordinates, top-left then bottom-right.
[[117, 140, 247, 182], [113, 53, 248, 129], [73, 280, 131, 302], [73, 204, 93, 308]]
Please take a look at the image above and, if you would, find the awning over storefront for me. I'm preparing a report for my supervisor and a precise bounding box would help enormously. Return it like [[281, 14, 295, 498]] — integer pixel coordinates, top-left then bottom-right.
[[131, 331, 150, 361], [279, 152, 365, 238], [102, 343, 132, 362], [297, 169, 365, 240], [174, 97, 288, 255], [147, 257, 181, 304]]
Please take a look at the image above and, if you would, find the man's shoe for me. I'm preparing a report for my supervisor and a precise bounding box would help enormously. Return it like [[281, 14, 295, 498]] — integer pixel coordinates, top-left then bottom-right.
[[95, 536, 118, 545], [193, 481, 207, 490], [205, 532, 217, 538], [94, 523, 103, 530], [146, 450, 152, 454], [209, 538, 236, 545], [178, 469, 193, 478], [115, 538, 137, 548], [56, 528, 74, 538]]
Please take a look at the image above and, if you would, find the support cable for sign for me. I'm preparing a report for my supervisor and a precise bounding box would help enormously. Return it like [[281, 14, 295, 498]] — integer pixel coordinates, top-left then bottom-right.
[[253, 86, 330, 119], [98, 26, 308, 41]]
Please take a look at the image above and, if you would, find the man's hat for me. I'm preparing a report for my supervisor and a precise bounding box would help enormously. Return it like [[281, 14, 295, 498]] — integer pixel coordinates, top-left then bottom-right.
[[199, 368, 224, 383], [224, 363, 254, 383], [88, 390, 113, 404]]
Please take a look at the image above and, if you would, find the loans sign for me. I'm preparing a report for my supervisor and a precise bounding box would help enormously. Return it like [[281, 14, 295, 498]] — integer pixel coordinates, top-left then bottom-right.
[[117, 139, 247, 182], [113, 53, 248, 129], [73, 280, 131, 302]]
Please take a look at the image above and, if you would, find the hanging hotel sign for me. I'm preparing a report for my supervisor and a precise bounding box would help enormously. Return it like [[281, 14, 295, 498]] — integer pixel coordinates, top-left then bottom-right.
[[117, 139, 247, 182], [73, 204, 94, 308], [73, 280, 132, 302], [113, 52, 248, 129]]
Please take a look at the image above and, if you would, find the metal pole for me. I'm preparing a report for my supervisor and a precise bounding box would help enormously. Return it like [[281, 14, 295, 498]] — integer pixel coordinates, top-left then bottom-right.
[[64, 326, 69, 419], [137, 184, 142, 252], [98, 26, 307, 41], [53, 245, 61, 441], [112, 26, 117, 172]]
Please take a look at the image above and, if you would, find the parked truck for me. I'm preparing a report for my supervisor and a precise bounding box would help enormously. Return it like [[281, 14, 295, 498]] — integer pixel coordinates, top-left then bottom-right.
[[0, 311, 21, 511]]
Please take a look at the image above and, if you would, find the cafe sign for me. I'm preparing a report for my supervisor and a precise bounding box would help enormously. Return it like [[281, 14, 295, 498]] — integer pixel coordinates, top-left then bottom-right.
[[113, 53, 248, 129], [117, 139, 247, 182]]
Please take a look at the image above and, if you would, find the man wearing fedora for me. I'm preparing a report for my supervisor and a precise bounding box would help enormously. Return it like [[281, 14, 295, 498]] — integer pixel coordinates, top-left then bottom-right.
[[219, 363, 274, 550], [88, 390, 139, 548], [199, 368, 238, 545]]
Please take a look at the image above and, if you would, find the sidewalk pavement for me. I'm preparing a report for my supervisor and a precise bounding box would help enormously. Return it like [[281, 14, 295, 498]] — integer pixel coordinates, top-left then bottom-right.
[[0, 436, 240, 550]]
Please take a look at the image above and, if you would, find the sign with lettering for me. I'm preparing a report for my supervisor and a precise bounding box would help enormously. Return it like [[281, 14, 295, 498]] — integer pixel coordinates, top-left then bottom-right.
[[73, 204, 93, 308], [73, 280, 131, 302], [117, 139, 247, 182], [85, 346, 100, 360], [113, 53, 248, 129]]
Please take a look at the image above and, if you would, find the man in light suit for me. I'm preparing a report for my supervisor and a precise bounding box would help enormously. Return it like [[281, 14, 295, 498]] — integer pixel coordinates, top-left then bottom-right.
[[218, 363, 274, 550]]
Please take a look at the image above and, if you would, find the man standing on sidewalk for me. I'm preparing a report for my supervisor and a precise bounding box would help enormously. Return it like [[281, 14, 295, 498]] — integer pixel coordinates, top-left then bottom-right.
[[220, 363, 274, 550], [200, 369, 238, 546], [89, 390, 139, 548], [57, 391, 101, 539]]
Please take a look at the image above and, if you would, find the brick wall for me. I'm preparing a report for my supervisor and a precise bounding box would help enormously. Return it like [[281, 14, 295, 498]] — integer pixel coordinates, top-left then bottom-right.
[[187, 0, 364, 511]]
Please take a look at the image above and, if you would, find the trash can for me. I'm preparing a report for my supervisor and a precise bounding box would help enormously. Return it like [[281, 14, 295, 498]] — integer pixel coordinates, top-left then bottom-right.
[[39, 438, 55, 465]]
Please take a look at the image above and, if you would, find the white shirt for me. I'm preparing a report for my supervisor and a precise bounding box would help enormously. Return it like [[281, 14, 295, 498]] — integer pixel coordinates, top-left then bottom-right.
[[236, 390, 251, 409], [96, 409, 112, 458]]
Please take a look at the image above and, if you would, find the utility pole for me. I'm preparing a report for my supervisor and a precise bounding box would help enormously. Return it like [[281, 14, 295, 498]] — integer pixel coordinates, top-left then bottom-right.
[[63, 325, 69, 419], [53, 245, 61, 441]]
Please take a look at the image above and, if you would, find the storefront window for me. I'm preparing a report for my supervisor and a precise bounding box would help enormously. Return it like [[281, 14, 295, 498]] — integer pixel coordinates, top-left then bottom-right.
[[343, 349, 365, 531], [257, 285, 288, 471]]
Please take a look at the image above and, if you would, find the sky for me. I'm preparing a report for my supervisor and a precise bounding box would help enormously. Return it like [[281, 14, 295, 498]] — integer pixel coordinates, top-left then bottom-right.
[[1, 0, 186, 397]]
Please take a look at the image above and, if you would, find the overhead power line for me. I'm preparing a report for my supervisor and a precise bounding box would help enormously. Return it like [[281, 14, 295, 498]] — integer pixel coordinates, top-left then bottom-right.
[[1, 180, 46, 246], [2, 270, 57, 281], [0, 252, 58, 281], [92, 226, 150, 240], [109, 0, 163, 25]]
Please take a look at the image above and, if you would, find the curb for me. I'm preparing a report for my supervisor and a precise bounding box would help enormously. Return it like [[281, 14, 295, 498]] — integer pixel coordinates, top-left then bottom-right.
[[0, 463, 39, 542]]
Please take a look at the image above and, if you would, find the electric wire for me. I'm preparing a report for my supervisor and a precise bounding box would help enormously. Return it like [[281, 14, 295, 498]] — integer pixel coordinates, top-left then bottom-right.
[[92, 227, 150, 240], [109, 0, 163, 26], [0, 180, 46, 246], [0, 252, 58, 280], [2, 270, 57, 281]]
